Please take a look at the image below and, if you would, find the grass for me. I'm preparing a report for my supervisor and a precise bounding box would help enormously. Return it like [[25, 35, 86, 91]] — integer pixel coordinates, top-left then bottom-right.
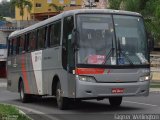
[[150, 81, 160, 88], [150, 84, 160, 88], [0, 104, 30, 120]]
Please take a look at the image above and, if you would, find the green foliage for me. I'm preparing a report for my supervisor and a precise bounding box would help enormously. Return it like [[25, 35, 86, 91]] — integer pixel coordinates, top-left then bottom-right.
[[0, 104, 30, 120], [49, 3, 65, 13], [0, 15, 6, 21], [0, 1, 15, 18], [122, 0, 142, 12], [0, 104, 19, 114], [11, 0, 32, 20], [108, 0, 122, 10]]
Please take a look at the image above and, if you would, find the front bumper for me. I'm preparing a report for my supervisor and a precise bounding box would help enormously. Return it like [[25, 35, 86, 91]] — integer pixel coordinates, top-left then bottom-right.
[[76, 80, 150, 99]]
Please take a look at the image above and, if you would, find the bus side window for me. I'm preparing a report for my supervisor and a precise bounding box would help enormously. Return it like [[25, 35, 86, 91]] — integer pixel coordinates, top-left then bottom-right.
[[49, 21, 61, 47], [37, 27, 47, 49], [19, 35, 25, 54], [25, 33, 29, 52], [29, 32, 36, 51]]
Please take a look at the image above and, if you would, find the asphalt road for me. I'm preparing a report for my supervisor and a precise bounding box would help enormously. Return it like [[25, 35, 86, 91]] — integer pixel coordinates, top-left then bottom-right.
[[0, 79, 160, 120]]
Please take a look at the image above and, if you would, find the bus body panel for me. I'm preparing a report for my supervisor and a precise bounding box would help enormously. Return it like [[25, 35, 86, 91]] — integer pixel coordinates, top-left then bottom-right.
[[7, 53, 41, 94], [41, 46, 76, 97], [92, 69, 149, 83], [42, 46, 62, 95], [76, 79, 149, 98], [7, 46, 76, 98], [75, 68, 150, 98]]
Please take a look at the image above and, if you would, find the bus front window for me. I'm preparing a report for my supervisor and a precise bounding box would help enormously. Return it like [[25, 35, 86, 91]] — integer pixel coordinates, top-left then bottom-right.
[[113, 15, 149, 65], [77, 14, 116, 65], [77, 14, 149, 66]]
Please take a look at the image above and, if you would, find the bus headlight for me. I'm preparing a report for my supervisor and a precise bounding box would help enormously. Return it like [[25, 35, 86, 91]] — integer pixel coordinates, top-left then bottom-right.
[[77, 75, 96, 82], [139, 75, 150, 82]]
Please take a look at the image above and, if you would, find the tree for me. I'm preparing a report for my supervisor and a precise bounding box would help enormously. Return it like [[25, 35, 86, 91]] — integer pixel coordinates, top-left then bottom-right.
[[11, 0, 32, 20], [0, 1, 15, 18], [108, 0, 122, 10], [49, 3, 65, 13], [0, 15, 6, 21]]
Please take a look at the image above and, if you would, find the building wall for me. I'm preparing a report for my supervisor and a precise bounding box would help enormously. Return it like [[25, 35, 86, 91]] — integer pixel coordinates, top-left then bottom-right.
[[0, 31, 8, 44], [15, 7, 31, 21], [15, 0, 82, 20], [15, 0, 107, 20]]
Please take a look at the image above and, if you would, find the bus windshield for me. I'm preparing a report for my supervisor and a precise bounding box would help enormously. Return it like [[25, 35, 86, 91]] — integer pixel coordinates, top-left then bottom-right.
[[77, 14, 148, 66]]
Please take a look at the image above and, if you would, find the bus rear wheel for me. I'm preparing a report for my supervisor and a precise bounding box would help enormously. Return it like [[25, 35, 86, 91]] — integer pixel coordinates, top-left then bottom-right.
[[56, 81, 69, 110], [109, 97, 122, 107], [19, 81, 30, 103]]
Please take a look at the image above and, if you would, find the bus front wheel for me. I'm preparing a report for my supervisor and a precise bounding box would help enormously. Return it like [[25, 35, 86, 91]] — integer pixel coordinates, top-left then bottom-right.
[[109, 97, 122, 107], [56, 81, 69, 110], [19, 81, 30, 103]]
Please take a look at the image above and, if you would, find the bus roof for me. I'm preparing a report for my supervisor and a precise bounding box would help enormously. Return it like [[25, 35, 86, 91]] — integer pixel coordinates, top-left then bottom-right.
[[9, 9, 142, 39]]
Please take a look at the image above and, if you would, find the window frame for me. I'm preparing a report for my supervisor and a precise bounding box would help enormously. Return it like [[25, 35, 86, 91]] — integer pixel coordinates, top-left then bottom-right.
[[35, 3, 42, 8]]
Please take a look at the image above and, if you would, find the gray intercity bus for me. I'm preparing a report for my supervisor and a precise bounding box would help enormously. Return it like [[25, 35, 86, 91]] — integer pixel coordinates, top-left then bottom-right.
[[7, 9, 151, 109]]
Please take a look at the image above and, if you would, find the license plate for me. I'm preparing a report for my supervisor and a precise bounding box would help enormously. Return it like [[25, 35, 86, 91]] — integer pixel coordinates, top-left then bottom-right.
[[112, 88, 124, 94]]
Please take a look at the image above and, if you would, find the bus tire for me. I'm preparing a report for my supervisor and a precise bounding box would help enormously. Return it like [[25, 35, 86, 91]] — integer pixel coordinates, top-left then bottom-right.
[[109, 97, 122, 107], [56, 81, 69, 110], [19, 81, 30, 103]]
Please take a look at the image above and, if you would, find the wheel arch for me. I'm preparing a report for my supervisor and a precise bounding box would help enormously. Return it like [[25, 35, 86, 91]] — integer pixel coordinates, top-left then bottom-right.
[[52, 75, 60, 96], [18, 77, 23, 93]]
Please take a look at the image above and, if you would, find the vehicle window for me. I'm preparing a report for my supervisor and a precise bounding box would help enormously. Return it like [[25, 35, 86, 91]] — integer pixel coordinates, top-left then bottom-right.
[[37, 27, 47, 49], [62, 16, 74, 71], [49, 21, 61, 46], [77, 14, 115, 65], [19, 35, 25, 54], [63, 16, 74, 45], [29, 31, 37, 51], [25, 34, 29, 52]]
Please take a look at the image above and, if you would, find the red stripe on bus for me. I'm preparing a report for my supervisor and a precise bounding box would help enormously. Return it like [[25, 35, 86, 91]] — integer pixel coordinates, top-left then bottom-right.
[[30, 56, 39, 94], [76, 68, 105, 75], [21, 55, 30, 93]]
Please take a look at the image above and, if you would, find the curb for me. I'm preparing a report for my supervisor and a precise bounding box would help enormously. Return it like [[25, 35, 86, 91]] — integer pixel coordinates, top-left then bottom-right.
[[0, 82, 7, 88], [18, 109, 33, 120], [150, 88, 160, 93]]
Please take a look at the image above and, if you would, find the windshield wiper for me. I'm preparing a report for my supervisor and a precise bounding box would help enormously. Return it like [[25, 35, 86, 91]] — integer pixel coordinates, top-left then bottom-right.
[[117, 38, 134, 65], [103, 38, 115, 64], [72, 28, 80, 51]]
